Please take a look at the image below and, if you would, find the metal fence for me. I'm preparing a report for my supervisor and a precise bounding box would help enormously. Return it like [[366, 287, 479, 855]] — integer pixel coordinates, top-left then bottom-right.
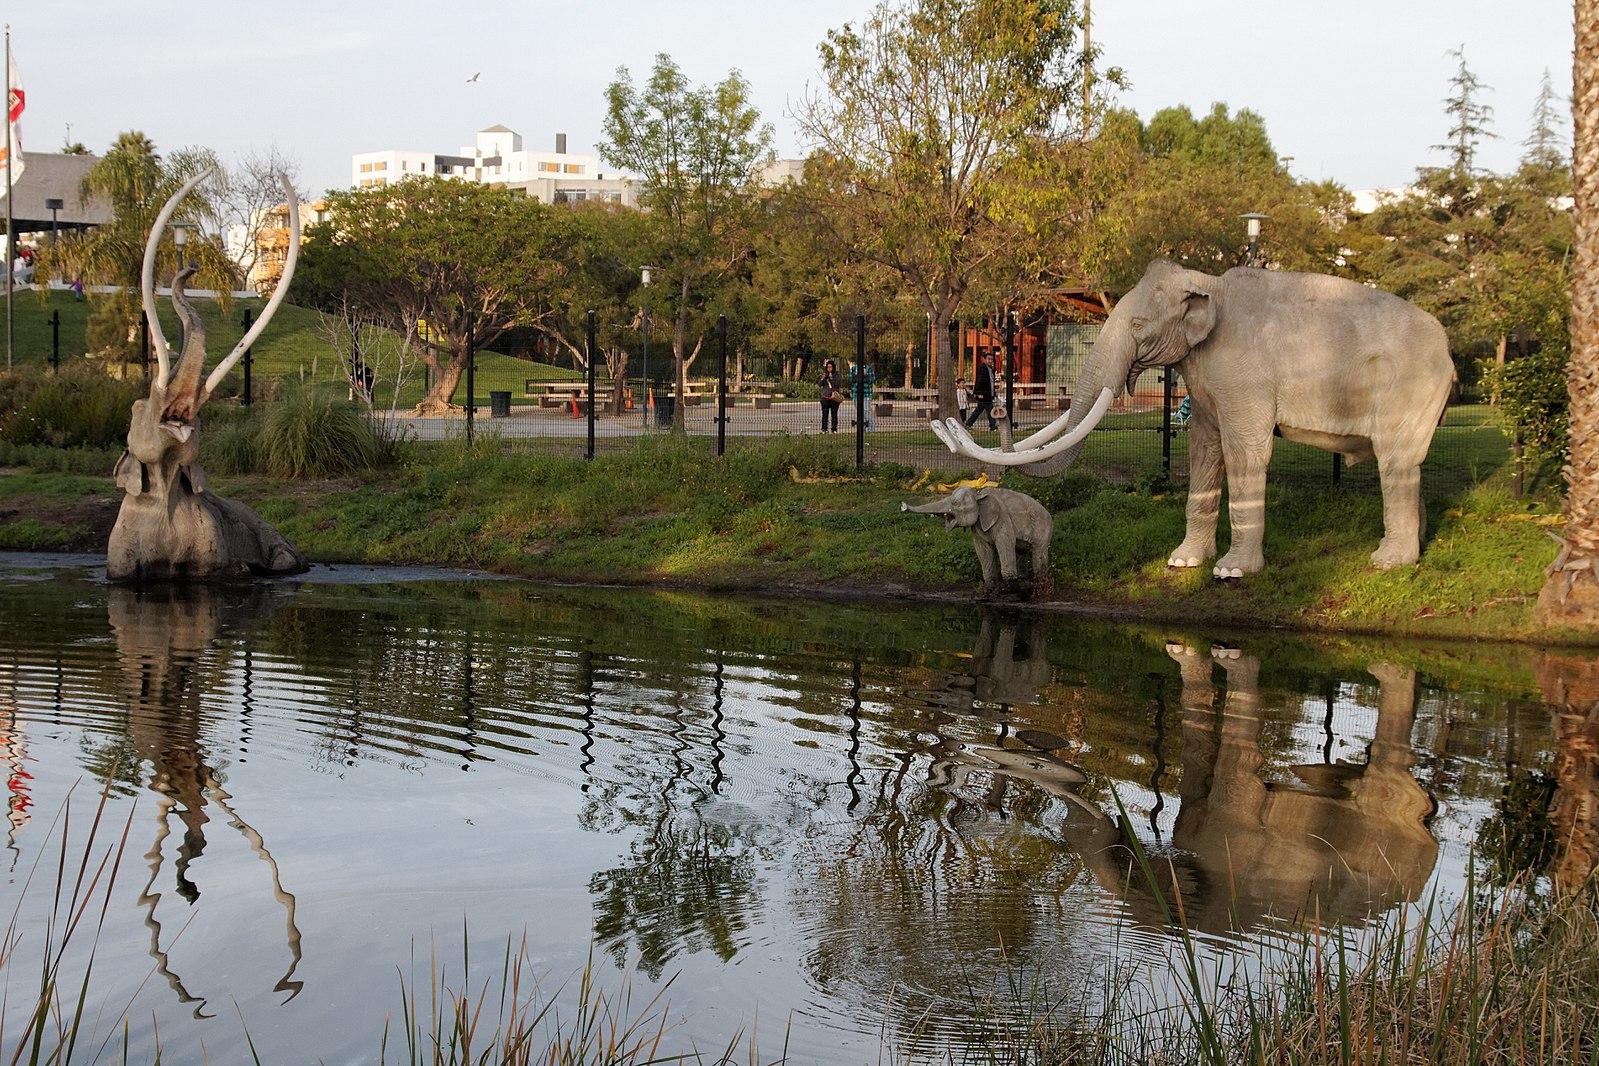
[[384, 311, 1510, 501]]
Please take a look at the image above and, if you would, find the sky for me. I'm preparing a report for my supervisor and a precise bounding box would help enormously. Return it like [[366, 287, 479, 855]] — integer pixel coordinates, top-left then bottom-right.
[[11, 0, 1575, 197]]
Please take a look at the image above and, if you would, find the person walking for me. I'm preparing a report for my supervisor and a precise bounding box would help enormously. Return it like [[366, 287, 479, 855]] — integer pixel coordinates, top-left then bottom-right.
[[956, 377, 970, 422], [818, 360, 843, 432], [964, 352, 998, 430], [849, 353, 878, 431]]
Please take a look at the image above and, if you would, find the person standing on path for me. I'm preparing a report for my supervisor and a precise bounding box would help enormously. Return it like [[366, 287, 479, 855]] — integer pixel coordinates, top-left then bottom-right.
[[818, 360, 843, 432], [849, 353, 878, 431], [964, 353, 998, 430]]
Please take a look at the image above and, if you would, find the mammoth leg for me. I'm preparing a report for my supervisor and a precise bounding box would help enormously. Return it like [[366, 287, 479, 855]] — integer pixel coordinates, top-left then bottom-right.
[[1372, 455, 1423, 569], [1171, 410, 1221, 568], [1213, 430, 1273, 579], [1030, 527, 1051, 582], [995, 535, 1020, 582], [974, 537, 999, 590]]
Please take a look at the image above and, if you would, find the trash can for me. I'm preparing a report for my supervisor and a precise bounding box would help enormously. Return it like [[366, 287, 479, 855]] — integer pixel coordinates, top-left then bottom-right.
[[655, 394, 676, 427], [490, 390, 512, 418]]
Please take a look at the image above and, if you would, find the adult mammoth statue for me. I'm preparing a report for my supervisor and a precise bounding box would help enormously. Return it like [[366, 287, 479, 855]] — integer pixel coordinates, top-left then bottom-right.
[[932, 260, 1455, 577], [107, 171, 307, 583]]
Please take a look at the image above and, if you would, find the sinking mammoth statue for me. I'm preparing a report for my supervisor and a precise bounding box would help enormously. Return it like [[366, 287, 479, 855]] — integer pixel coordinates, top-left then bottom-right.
[[107, 171, 307, 583], [931, 260, 1455, 577]]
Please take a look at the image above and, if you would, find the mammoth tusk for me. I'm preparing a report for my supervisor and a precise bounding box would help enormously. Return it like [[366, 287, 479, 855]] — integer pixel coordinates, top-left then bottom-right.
[[929, 418, 958, 452], [140, 170, 212, 391], [942, 388, 1113, 466], [928, 395, 1099, 456], [204, 174, 301, 399]]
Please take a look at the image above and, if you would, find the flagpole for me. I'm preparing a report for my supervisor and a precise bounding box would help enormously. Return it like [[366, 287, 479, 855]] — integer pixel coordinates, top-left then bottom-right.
[[5, 25, 12, 371]]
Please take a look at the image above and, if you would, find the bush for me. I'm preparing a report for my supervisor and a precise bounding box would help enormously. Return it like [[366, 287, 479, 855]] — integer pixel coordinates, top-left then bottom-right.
[[1482, 346, 1569, 472], [254, 386, 395, 478], [0, 365, 141, 449]]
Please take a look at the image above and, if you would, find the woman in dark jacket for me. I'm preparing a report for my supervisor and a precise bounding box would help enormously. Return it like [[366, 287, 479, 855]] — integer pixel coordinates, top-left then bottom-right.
[[818, 360, 843, 432]]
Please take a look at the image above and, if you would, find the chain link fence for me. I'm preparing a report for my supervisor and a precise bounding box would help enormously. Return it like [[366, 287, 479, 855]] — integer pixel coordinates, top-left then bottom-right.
[[383, 312, 1510, 500]]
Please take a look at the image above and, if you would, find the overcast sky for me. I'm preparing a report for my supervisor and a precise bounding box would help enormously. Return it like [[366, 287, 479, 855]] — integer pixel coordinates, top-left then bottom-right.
[[13, 0, 1574, 196]]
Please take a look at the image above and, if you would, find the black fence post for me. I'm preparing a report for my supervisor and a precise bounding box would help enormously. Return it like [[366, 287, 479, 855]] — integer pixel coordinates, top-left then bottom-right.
[[948, 318, 960, 402], [49, 309, 59, 372], [716, 314, 729, 457], [585, 309, 597, 460], [1332, 452, 1343, 486], [1162, 368, 1174, 481], [1003, 311, 1016, 433], [855, 314, 867, 471], [240, 309, 254, 405], [464, 310, 476, 445], [140, 312, 150, 381]]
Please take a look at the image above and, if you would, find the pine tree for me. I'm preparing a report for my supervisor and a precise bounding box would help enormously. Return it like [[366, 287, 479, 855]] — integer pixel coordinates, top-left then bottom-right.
[[1525, 68, 1569, 171], [1434, 46, 1496, 179]]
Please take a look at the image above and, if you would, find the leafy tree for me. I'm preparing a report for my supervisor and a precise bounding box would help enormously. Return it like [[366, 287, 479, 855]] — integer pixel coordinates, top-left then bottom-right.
[[294, 177, 577, 414], [599, 54, 772, 429], [35, 131, 230, 367], [1524, 69, 1569, 175], [1436, 46, 1496, 180], [796, 0, 1107, 416]]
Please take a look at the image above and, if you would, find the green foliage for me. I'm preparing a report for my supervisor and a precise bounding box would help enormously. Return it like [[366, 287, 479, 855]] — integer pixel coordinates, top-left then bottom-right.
[[1482, 345, 1570, 469], [0, 365, 141, 448], [251, 387, 396, 478]]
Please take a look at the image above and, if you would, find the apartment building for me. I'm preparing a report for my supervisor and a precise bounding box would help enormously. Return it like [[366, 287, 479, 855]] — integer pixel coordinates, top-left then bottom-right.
[[350, 125, 639, 204]]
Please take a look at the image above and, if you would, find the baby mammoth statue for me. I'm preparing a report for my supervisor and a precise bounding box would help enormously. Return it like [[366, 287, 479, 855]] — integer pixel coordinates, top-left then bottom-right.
[[902, 486, 1052, 595]]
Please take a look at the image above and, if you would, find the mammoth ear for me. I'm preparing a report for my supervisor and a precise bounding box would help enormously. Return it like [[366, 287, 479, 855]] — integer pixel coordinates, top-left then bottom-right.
[[976, 494, 1000, 532], [1182, 288, 1217, 349]]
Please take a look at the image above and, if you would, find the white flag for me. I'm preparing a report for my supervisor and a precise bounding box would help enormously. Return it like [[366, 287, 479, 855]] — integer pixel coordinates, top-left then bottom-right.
[[1, 48, 23, 189]]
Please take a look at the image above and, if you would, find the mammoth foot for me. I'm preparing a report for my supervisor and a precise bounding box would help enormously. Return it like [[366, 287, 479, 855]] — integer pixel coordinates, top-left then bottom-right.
[[1167, 540, 1216, 569], [1211, 549, 1264, 580], [108, 488, 307, 583], [1370, 537, 1420, 570]]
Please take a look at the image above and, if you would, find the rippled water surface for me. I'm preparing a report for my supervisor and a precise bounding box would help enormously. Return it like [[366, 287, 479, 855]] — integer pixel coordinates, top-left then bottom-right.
[[0, 557, 1588, 1063]]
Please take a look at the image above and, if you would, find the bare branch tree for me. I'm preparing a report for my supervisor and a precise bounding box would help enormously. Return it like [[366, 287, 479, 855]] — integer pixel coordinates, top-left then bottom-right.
[[216, 148, 306, 293]]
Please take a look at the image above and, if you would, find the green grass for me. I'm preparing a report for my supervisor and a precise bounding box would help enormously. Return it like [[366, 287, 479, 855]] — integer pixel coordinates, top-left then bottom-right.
[[5, 289, 579, 409]]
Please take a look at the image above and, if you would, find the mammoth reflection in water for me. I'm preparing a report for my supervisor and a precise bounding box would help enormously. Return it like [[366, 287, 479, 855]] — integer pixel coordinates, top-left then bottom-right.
[[1143, 643, 1439, 933], [108, 585, 305, 1015]]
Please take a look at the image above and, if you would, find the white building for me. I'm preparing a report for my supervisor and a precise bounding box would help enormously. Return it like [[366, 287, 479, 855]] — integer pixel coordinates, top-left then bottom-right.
[[351, 125, 641, 206]]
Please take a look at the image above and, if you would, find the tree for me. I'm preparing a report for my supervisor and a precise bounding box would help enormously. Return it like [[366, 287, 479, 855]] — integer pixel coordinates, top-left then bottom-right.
[[35, 132, 231, 367], [1525, 68, 1569, 174], [599, 54, 772, 430], [293, 177, 576, 415], [1538, 1, 1599, 625], [797, 0, 1107, 416], [215, 147, 304, 292], [1437, 45, 1497, 180]]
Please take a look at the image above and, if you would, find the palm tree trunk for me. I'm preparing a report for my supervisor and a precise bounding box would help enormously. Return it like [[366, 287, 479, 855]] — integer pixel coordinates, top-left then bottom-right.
[[1538, 0, 1599, 624]]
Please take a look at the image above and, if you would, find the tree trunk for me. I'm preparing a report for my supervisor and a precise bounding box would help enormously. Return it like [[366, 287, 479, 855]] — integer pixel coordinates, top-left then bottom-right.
[[1539, 1, 1599, 625], [605, 347, 629, 415], [413, 348, 466, 416], [1534, 652, 1599, 895], [932, 308, 958, 419]]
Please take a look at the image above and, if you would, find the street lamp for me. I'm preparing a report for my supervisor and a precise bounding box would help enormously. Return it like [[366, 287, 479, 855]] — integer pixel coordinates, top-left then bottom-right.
[[639, 265, 655, 428], [172, 220, 190, 271], [1240, 212, 1269, 268]]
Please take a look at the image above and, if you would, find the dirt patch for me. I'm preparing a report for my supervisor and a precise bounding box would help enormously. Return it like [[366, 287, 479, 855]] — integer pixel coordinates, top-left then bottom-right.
[[0, 491, 119, 551]]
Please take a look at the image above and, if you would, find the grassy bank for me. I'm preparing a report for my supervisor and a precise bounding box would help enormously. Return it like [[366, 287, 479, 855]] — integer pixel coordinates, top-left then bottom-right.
[[0, 429, 1575, 644]]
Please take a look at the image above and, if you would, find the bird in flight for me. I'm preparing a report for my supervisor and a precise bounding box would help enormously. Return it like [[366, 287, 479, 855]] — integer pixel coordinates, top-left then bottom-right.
[[466, 72, 480, 83]]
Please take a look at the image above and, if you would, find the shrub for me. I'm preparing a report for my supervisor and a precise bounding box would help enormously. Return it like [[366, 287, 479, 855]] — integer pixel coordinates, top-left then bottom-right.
[[255, 386, 395, 478], [0, 365, 141, 449], [1482, 345, 1569, 473]]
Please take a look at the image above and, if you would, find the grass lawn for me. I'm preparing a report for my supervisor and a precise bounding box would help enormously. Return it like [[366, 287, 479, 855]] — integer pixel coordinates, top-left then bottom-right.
[[4, 289, 579, 408], [0, 426, 1574, 644]]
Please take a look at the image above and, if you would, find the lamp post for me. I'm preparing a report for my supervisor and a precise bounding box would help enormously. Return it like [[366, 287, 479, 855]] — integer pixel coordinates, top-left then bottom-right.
[[44, 198, 62, 246], [1240, 213, 1268, 268], [172, 220, 189, 271], [639, 264, 654, 428]]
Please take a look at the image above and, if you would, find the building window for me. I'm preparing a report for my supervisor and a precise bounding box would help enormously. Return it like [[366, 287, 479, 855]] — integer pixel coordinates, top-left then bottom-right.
[[401, 161, 409, 171], [564, 163, 583, 174], [359, 162, 373, 173], [374, 161, 388, 172], [538, 161, 558, 173]]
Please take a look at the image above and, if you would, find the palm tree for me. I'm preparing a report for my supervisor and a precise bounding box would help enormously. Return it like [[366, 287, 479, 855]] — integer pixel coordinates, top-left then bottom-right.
[[1539, 3, 1599, 625], [35, 132, 234, 366]]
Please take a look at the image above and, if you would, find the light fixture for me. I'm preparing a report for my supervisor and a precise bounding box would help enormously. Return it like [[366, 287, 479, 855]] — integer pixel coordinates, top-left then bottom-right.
[[172, 221, 190, 267], [1240, 212, 1268, 240], [640, 264, 654, 287]]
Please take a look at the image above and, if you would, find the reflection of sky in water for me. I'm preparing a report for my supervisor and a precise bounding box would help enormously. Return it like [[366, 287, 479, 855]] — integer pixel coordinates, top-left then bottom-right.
[[0, 567, 1573, 1064]]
